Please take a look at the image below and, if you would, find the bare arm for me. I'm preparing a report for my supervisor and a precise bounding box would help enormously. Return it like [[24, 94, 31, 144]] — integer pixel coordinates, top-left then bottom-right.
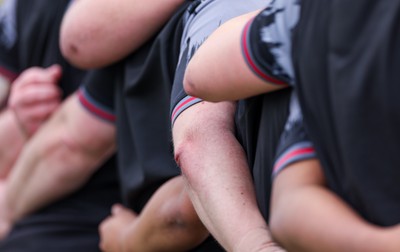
[[173, 101, 282, 252], [270, 159, 400, 252], [183, 10, 287, 102], [100, 176, 209, 252], [60, 0, 185, 69], [0, 65, 62, 178], [0, 109, 26, 179], [2, 93, 115, 225]]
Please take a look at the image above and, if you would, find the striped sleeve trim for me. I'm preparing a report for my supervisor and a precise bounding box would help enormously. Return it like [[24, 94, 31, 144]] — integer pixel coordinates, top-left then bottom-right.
[[171, 95, 202, 125], [241, 18, 286, 86], [78, 87, 115, 123], [0, 66, 18, 82], [273, 142, 316, 178]]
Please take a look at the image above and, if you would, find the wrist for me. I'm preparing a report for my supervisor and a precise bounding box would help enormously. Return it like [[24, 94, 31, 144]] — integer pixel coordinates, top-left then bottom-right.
[[9, 109, 29, 140], [0, 182, 15, 226], [234, 227, 278, 252], [120, 225, 134, 252]]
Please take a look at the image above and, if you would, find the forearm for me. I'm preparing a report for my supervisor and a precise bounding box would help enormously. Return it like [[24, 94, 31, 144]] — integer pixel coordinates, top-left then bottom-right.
[[60, 0, 185, 69], [4, 94, 115, 222], [0, 109, 27, 179], [121, 176, 208, 252], [173, 101, 273, 251], [270, 159, 400, 252]]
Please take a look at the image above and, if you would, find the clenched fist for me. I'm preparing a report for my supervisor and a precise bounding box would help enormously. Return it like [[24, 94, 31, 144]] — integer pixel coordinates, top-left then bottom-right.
[[8, 65, 62, 137]]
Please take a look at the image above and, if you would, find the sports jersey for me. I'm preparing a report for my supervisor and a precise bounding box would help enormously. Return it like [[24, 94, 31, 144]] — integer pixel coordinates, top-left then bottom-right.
[[78, 1, 222, 250], [245, 0, 400, 226], [241, 0, 316, 179], [293, 0, 400, 226], [235, 90, 291, 220], [0, 1, 121, 251]]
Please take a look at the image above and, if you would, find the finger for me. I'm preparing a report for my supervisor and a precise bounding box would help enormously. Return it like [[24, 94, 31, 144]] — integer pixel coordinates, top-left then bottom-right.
[[99, 215, 113, 233], [111, 204, 125, 215], [10, 85, 62, 107], [21, 101, 60, 122], [12, 66, 62, 88], [111, 204, 137, 219], [45, 64, 62, 81]]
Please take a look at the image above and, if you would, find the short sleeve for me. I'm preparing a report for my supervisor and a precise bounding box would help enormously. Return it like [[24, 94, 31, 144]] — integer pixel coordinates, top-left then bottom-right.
[[78, 66, 117, 123], [272, 93, 316, 178], [241, 0, 300, 86]]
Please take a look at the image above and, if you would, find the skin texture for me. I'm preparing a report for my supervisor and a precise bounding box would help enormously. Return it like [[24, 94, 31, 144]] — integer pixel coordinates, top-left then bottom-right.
[[173, 101, 284, 252], [0, 93, 116, 239], [60, 0, 185, 69], [99, 177, 210, 252]]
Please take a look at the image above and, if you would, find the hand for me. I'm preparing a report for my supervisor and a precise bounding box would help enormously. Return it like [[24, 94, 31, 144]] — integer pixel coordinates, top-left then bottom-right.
[[99, 204, 137, 252], [8, 65, 62, 137], [0, 180, 12, 240]]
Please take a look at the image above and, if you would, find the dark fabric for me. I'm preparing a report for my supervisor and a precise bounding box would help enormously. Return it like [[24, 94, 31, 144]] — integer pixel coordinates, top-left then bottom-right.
[[294, 0, 400, 226], [79, 66, 117, 123], [235, 89, 291, 221], [114, 2, 189, 213], [0, 1, 121, 251], [15, 0, 85, 97], [82, 1, 223, 250]]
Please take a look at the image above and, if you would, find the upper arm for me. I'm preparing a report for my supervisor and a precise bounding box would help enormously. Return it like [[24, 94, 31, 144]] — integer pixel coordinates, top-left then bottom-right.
[[63, 67, 117, 157], [184, 2, 300, 102], [183, 10, 282, 102], [60, 93, 116, 158], [60, 0, 185, 69]]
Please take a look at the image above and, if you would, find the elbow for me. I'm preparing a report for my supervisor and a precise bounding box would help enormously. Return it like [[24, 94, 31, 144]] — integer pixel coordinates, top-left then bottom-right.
[[183, 67, 224, 103], [60, 40, 84, 69], [60, 17, 105, 69], [183, 68, 201, 99], [183, 66, 214, 102], [60, 34, 100, 69]]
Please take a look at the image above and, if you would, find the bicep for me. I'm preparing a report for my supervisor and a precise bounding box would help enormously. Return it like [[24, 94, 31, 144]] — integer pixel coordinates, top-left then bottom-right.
[[184, 10, 286, 102], [60, 93, 116, 157], [60, 0, 185, 69]]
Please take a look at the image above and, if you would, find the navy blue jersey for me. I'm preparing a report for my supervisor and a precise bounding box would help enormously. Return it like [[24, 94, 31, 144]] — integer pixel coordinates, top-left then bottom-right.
[[0, 1, 121, 251]]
